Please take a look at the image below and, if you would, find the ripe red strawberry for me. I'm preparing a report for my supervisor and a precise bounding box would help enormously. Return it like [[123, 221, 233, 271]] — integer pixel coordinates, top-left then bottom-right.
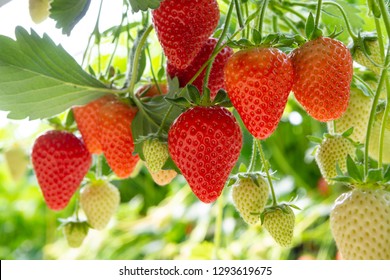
[[289, 37, 353, 121], [168, 106, 242, 203], [32, 130, 92, 211], [73, 95, 115, 154], [224, 47, 294, 139], [152, 0, 220, 69], [136, 83, 169, 97], [330, 187, 390, 259], [80, 180, 120, 230], [99, 100, 139, 178], [167, 38, 233, 99]]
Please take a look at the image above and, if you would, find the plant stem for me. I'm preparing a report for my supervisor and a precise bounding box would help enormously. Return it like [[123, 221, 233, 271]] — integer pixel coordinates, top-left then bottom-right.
[[248, 138, 258, 172], [258, 0, 270, 40], [377, 0, 390, 40], [146, 46, 162, 95], [364, 46, 390, 175], [213, 194, 224, 260], [314, 0, 323, 31], [273, 2, 307, 22], [203, 0, 235, 93], [126, 25, 153, 97], [95, 154, 102, 178], [272, 15, 278, 33], [257, 140, 278, 206], [280, 16, 302, 35], [234, 0, 244, 28]]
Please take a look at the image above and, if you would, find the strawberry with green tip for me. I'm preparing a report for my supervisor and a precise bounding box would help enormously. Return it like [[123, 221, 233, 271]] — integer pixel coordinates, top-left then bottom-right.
[[315, 134, 356, 184], [32, 130, 92, 211], [224, 47, 294, 139], [232, 176, 269, 225], [80, 180, 120, 230], [143, 138, 169, 173], [262, 204, 295, 247], [63, 220, 89, 248], [330, 87, 372, 143], [330, 187, 390, 259], [290, 37, 353, 121]]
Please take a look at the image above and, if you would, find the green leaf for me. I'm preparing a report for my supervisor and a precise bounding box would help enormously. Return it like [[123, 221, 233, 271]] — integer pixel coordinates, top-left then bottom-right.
[[50, 0, 91, 36], [383, 165, 390, 182], [0, 28, 108, 120], [252, 29, 262, 45], [346, 155, 363, 182], [305, 12, 315, 39], [306, 135, 323, 144], [128, 0, 162, 12], [366, 168, 383, 182], [342, 127, 354, 138]]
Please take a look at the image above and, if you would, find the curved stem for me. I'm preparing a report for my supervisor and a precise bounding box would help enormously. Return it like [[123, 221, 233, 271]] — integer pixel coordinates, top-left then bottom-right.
[[126, 25, 153, 98], [257, 140, 278, 206], [258, 0, 270, 40]]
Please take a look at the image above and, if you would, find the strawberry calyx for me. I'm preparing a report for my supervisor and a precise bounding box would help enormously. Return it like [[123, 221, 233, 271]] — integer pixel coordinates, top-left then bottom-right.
[[260, 203, 298, 225]]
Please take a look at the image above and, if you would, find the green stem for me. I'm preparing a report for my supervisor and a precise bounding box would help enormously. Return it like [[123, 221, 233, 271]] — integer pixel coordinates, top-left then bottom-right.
[[257, 140, 278, 206], [248, 138, 258, 172], [364, 47, 390, 175], [133, 96, 160, 128], [234, 0, 244, 28], [203, 0, 235, 93], [258, 0, 270, 40], [314, 0, 323, 31], [213, 194, 224, 260], [146, 46, 162, 95], [353, 74, 376, 98], [95, 154, 102, 178], [272, 15, 278, 33], [377, 0, 390, 40], [273, 2, 307, 22], [280, 16, 302, 34], [126, 25, 154, 97]]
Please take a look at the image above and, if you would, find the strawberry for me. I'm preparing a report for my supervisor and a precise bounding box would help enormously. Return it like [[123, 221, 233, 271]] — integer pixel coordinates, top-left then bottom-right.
[[290, 37, 353, 122], [80, 180, 120, 230], [147, 164, 177, 186], [73, 95, 115, 154], [224, 47, 294, 139], [31, 130, 92, 211], [368, 111, 390, 164], [136, 83, 169, 97], [330, 88, 372, 143], [63, 221, 89, 248], [231, 176, 269, 225], [167, 38, 233, 99], [99, 100, 139, 178], [143, 139, 169, 173], [350, 35, 382, 76], [4, 144, 29, 182], [152, 0, 220, 69], [315, 134, 356, 184], [29, 0, 51, 24], [262, 204, 295, 247], [168, 106, 242, 203], [330, 188, 390, 259]]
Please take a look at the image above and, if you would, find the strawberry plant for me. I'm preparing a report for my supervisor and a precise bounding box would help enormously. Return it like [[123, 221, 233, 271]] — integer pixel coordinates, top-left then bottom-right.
[[1, 0, 390, 261]]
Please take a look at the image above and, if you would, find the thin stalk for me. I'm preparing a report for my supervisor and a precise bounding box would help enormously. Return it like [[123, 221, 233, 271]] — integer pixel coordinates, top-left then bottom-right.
[[234, 0, 244, 28], [314, 0, 323, 31], [213, 194, 224, 260], [95, 154, 102, 178], [248, 138, 258, 172], [203, 0, 235, 93], [133, 96, 160, 128], [126, 25, 153, 97], [377, 0, 390, 40], [257, 140, 277, 206], [258, 0, 270, 40], [272, 16, 278, 33], [273, 2, 307, 22], [146, 46, 162, 95]]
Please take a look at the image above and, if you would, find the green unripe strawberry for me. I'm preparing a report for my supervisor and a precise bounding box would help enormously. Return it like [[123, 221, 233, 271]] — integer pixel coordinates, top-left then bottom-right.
[[232, 176, 269, 225], [262, 204, 295, 247], [80, 180, 120, 230], [143, 139, 169, 173], [315, 135, 356, 184], [330, 188, 390, 259], [330, 88, 372, 144], [350, 35, 382, 76], [63, 221, 89, 248], [4, 145, 29, 182], [368, 111, 390, 164]]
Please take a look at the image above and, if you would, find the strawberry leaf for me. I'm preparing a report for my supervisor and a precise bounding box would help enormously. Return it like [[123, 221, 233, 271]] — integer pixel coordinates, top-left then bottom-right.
[[383, 165, 390, 182], [0, 27, 108, 120], [50, 0, 91, 35], [305, 12, 315, 39], [366, 168, 383, 183], [346, 155, 363, 182], [128, 0, 162, 12]]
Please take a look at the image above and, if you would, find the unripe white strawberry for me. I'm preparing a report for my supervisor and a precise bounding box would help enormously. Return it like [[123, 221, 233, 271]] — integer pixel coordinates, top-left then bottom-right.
[[315, 135, 356, 184], [63, 221, 89, 248], [262, 204, 295, 247], [4, 145, 29, 182], [369, 111, 390, 164], [352, 38, 382, 76], [330, 188, 390, 259], [331, 88, 372, 143], [143, 139, 169, 173], [232, 176, 269, 225], [80, 180, 120, 230], [29, 0, 51, 24]]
